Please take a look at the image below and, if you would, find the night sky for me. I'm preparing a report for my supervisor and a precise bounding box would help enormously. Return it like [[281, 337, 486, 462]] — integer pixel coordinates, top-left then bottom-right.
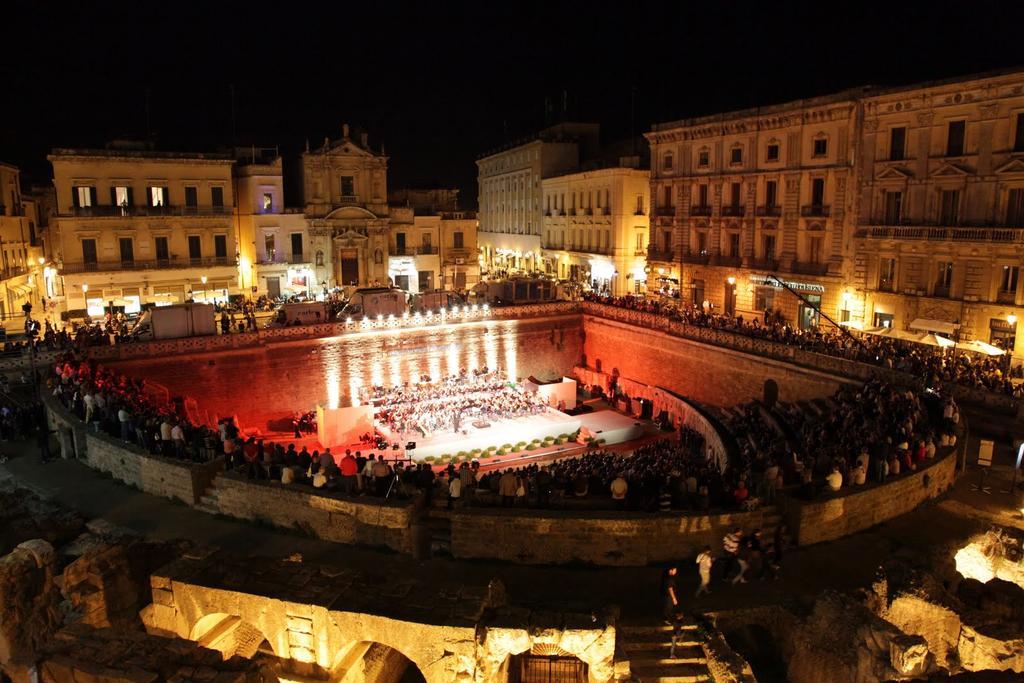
[[2, 0, 1022, 206]]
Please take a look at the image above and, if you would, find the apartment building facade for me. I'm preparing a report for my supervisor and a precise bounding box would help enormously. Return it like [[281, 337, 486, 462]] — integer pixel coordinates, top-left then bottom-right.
[[852, 70, 1024, 356], [541, 165, 650, 295], [476, 123, 597, 275], [48, 145, 238, 316], [0, 162, 47, 326], [646, 96, 856, 327]]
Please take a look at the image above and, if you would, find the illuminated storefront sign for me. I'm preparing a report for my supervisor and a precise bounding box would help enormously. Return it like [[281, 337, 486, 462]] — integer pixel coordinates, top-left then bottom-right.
[[749, 274, 825, 293]]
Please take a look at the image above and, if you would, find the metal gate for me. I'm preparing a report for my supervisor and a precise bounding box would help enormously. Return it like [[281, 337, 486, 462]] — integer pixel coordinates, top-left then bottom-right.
[[508, 654, 588, 683]]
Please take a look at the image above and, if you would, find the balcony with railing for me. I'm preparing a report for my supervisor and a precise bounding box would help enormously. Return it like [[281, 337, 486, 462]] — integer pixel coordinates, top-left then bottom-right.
[[933, 284, 952, 299], [258, 254, 310, 266], [748, 258, 779, 271], [654, 206, 675, 217], [64, 204, 232, 218], [997, 290, 1017, 304], [788, 261, 829, 276], [755, 205, 781, 217], [680, 251, 711, 265], [721, 205, 745, 217], [800, 205, 830, 217], [59, 256, 237, 274], [646, 246, 675, 262], [444, 247, 476, 264], [690, 205, 712, 217], [713, 255, 742, 267], [392, 245, 439, 256], [855, 225, 1024, 243]]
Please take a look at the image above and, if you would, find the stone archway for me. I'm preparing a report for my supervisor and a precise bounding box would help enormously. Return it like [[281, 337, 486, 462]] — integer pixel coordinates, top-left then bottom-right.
[[331, 640, 426, 683], [189, 612, 277, 659]]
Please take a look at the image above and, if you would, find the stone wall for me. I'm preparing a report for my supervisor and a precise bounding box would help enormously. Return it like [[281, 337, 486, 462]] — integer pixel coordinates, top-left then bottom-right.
[[449, 507, 780, 566], [82, 432, 223, 506], [786, 450, 958, 547], [208, 474, 413, 554], [582, 315, 849, 407]]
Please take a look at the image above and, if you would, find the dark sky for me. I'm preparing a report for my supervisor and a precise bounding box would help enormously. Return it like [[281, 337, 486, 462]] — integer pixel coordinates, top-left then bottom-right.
[[2, 0, 1022, 207]]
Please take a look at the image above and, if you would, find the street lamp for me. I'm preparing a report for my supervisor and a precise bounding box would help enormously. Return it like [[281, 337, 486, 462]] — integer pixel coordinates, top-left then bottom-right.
[[81, 283, 88, 294], [1008, 314, 1018, 326]]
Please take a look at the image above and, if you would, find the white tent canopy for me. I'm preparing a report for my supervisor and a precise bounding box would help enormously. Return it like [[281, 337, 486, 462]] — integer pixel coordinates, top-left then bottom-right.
[[910, 318, 960, 336], [957, 339, 1007, 356]]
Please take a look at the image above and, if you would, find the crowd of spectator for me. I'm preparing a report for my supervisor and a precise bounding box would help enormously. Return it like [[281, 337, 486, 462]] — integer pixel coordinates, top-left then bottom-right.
[[584, 293, 1024, 397]]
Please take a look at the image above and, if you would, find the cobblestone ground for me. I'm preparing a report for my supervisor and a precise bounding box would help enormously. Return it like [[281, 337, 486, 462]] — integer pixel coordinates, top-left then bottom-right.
[[1, 439, 1011, 619]]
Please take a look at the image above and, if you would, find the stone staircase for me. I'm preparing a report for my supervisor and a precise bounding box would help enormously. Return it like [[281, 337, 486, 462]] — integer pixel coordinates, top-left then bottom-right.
[[425, 509, 452, 556], [195, 481, 222, 515], [618, 621, 711, 682]]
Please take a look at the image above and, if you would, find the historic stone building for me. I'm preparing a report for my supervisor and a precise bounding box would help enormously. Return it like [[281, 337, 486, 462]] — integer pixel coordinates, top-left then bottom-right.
[[476, 123, 598, 276], [541, 165, 650, 295], [233, 147, 312, 299], [646, 95, 856, 327], [0, 161, 47, 327], [851, 70, 1024, 356], [302, 124, 390, 289], [48, 143, 239, 315]]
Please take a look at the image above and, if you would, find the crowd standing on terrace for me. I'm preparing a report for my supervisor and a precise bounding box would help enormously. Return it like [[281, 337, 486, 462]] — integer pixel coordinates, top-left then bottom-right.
[[583, 293, 1024, 398]]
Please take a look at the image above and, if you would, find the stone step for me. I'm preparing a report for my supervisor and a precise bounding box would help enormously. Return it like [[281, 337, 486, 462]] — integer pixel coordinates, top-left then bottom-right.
[[620, 634, 702, 650], [619, 623, 699, 636], [629, 662, 711, 682], [630, 655, 707, 667], [198, 494, 219, 508], [193, 503, 219, 515]]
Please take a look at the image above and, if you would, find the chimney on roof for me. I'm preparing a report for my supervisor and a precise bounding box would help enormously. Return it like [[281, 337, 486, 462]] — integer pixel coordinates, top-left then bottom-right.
[[361, 132, 368, 148], [342, 123, 350, 139]]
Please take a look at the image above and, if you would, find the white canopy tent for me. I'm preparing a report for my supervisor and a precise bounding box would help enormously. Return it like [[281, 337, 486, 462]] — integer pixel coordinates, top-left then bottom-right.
[[909, 318, 960, 336], [957, 339, 1007, 356]]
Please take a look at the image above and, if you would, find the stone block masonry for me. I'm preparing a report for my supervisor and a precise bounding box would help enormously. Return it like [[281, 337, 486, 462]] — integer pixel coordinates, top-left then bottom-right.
[[208, 474, 413, 553], [582, 315, 850, 407], [450, 507, 782, 566]]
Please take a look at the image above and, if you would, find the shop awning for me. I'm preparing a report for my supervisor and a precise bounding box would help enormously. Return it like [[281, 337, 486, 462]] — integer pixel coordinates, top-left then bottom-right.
[[910, 318, 959, 335], [917, 333, 956, 349], [958, 339, 1007, 356]]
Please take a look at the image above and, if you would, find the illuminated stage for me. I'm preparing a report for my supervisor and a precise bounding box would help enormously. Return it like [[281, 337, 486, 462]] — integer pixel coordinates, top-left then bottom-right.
[[378, 407, 581, 460]]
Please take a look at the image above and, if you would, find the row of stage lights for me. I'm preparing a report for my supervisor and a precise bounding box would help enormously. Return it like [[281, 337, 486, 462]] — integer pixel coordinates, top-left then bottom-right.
[[344, 303, 491, 330]]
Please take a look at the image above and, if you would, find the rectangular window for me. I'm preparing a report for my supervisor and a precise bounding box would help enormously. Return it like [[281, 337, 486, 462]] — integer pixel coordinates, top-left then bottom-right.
[[755, 287, 775, 311], [81, 238, 97, 264], [729, 182, 741, 208], [808, 236, 823, 263], [765, 180, 777, 208], [1000, 265, 1019, 294], [340, 176, 355, 197], [691, 279, 705, 306], [154, 236, 169, 261], [663, 153, 673, 170], [696, 232, 707, 256], [946, 120, 966, 156], [811, 178, 825, 207], [636, 233, 644, 251], [262, 192, 274, 213], [1015, 113, 1024, 152], [635, 194, 644, 215], [264, 234, 276, 261], [766, 143, 779, 162], [290, 233, 303, 257], [113, 186, 132, 209], [421, 232, 432, 249], [698, 150, 709, 167], [453, 231, 464, 248], [698, 184, 708, 207], [890, 127, 906, 161], [215, 234, 228, 259], [1007, 188, 1024, 227], [118, 237, 134, 263], [149, 186, 168, 207], [884, 191, 903, 225], [184, 186, 198, 208], [763, 235, 776, 261], [939, 189, 959, 224], [73, 186, 95, 208], [663, 185, 673, 207], [663, 230, 672, 251], [188, 235, 202, 260], [879, 257, 897, 292], [729, 233, 740, 257], [210, 186, 224, 207], [730, 147, 742, 164], [813, 138, 828, 157], [934, 262, 953, 297]]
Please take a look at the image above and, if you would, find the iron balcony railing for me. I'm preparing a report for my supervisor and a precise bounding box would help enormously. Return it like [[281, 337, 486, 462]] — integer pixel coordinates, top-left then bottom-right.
[[646, 247, 675, 262], [59, 256, 237, 274], [855, 226, 1024, 242], [721, 205, 745, 217], [800, 204, 830, 217], [789, 261, 829, 276], [64, 205, 232, 218], [680, 251, 710, 265], [392, 245, 439, 256], [755, 205, 781, 217], [690, 205, 713, 216]]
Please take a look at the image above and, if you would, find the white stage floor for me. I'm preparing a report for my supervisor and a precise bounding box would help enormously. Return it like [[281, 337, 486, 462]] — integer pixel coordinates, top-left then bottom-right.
[[576, 410, 645, 445], [379, 408, 581, 460]]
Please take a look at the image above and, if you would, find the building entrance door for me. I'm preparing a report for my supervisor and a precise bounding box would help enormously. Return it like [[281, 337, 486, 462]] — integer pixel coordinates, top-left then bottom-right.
[[798, 294, 822, 329], [508, 654, 588, 683], [340, 249, 359, 286], [266, 277, 280, 299]]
